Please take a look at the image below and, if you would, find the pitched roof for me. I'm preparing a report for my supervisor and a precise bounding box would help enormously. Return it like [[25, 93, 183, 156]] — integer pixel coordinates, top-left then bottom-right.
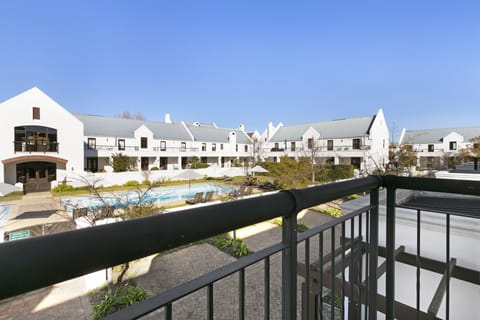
[[184, 123, 251, 143], [402, 127, 480, 144], [74, 114, 192, 140], [269, 116, 375, 142]]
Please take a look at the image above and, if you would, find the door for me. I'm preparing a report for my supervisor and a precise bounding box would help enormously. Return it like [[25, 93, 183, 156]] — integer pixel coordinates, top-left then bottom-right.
[[141, 157, 149, 171], [17, 162, 55, 193]]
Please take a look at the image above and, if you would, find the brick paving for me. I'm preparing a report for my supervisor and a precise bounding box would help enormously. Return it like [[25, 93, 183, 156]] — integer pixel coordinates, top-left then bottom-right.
[[1, 196, 344, 319]]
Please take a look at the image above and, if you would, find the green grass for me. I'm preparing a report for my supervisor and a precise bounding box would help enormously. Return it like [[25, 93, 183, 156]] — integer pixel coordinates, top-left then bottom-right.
[[0, 191, 23, 202]]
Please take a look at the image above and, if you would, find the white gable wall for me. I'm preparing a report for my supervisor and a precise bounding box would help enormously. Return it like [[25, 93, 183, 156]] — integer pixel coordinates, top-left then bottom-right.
[[0, 87, 84, 183], [366, 109, 389, 171]]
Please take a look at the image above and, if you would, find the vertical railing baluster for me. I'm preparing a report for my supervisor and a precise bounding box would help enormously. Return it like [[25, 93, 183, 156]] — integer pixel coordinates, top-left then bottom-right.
[[239, 268, 245, 320], [264, 256, 270, 320], [282, 203, 298, 320], [446, 213, 450, 320], [369, 188, 379, 320], [331, 226, 335, 320], [416, 209, 421, 320], [305, 238, 310, 320], [208, 284, 214, 320], [358, 213, 363, 320], [350, 216, 355, 318], [319, 232, 324, 320], [386, 187, 396, 320], [165, 303, 172, 320], [341, 221, 346, 318], [365, 210, 370, 320]]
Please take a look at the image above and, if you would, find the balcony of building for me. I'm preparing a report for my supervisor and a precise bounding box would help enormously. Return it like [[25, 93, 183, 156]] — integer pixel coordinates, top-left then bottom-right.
[[0, 176, 478, 319]]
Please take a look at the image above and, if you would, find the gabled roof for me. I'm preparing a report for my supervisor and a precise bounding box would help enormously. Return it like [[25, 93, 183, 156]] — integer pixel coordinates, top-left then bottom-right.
[[184, 123, 251, 143], [269, 115, 375, 142], [74, 114, 192, 140], [402, 127, 480, 144]]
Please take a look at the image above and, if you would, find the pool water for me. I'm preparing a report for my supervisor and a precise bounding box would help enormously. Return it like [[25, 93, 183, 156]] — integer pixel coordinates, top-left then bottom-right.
[[62, 183, 234, 211], [0, 205, 13, 227]]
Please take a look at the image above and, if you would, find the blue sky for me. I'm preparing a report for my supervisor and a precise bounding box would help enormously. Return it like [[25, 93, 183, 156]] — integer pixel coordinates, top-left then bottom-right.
[[1, 1, 479, 141]]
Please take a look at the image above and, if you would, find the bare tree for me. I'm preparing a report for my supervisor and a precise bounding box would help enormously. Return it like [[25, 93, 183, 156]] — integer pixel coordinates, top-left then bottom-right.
[[117, 110, 146, 120], [303, 136, 321, 183]]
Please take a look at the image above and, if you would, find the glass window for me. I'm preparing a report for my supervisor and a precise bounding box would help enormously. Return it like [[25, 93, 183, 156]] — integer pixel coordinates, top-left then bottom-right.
[[88, 138, 96, 150], [244, 145, 248, 152], [428, 144, 434, 152], [291, 142, 295, 151], [449, 141, 457, 150], [220, 144, 223, 150], [352, 139, 361, 149], [118, 139, 125, 151], [32, 107, 40, 120], [181, 142, 186, 151], [236, 144, 238, 152], [212, 143, 216, 151], [202, 143, 206, 151], [308, 138, 314, 149], [160, 141, 166, 151], [327, 140, 333, 151], [141, 137, 148, 149]]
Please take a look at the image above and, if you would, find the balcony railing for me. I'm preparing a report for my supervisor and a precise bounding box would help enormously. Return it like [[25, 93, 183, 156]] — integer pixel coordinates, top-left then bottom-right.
[[0, 176, 478, 319], [13, 141, 59, 153]]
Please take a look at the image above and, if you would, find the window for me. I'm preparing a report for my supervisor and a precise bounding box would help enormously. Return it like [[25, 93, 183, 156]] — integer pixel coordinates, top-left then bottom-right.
[[88, 138, 96, 150], [212, 143, 216, 151], [274, 143, 279, 151], [32, 107, 40, 120], [291, 142, 295, 151], [352, 139, 361, 150], [308, 138, 314, 150], [244, 145, 248, 152], [118, 139, 125, 151], [449, 141, 457, 150], [236, 144, 238, 152], [181, 142, 186, 151], [202, 143, 206, 151], [220, 144, 223, 150], [428, 144, 434, 152], [327, 140, 334, 151], [160, 141, 166, 151], [141, 137, 148, 149]]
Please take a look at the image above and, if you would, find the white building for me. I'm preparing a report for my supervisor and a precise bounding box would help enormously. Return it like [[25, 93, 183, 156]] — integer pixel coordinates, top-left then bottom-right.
[[398, 127, 480, 169], [0, 88, 84, 192], [260, 109, 389, 173], [0, 88, 391, 191], [0, 88, 252, 191]]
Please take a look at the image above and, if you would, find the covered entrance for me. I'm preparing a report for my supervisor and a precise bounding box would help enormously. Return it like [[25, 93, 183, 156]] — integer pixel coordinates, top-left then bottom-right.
[[16, 162, 56, 193]]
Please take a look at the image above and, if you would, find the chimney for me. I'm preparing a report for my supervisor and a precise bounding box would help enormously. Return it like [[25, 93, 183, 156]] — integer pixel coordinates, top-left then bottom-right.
[[239, 124, 245, 131], [164, 113, 172, 124]]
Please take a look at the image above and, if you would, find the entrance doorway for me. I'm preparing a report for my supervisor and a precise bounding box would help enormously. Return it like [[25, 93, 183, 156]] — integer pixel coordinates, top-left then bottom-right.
[[16, 162, 56, 193], [141, 157, 149, 171]]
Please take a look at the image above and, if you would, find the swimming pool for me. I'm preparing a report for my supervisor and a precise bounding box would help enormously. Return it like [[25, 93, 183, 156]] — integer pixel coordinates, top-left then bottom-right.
[[61, 183, 235, 211], [0, 205, 13, 227]]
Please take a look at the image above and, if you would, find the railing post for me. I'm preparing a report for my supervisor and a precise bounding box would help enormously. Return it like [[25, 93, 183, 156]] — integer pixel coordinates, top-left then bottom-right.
[[282, 190, 300, 320], [386, 187, 396, 320], [368, 188, 379, 320]]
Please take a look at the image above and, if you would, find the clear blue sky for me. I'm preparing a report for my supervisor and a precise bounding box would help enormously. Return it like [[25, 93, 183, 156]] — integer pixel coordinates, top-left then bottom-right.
[[1, 1, 479, 141]]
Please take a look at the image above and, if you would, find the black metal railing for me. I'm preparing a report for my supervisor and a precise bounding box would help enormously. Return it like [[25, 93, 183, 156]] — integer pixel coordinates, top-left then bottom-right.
[[0, 175, 479, 320], [13, 141, 59, 152]]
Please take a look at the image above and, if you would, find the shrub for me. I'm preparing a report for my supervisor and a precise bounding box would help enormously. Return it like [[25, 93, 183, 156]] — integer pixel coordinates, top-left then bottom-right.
[[141, 180, 151, 186], [297, 222, 309, 233], [322, 207, 343, 217], [150, 167, 159, 171], [51, 184, 75, 193], [111, 153, 137, 172], [234, 240, 250, 257], [123, 180, 139, 187], [92, 283, 148, 320]]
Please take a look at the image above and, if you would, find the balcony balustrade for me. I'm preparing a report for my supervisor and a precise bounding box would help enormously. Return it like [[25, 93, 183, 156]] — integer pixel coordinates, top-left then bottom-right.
[[13, 141, 59, 153], [0, 175, 478, 319]]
